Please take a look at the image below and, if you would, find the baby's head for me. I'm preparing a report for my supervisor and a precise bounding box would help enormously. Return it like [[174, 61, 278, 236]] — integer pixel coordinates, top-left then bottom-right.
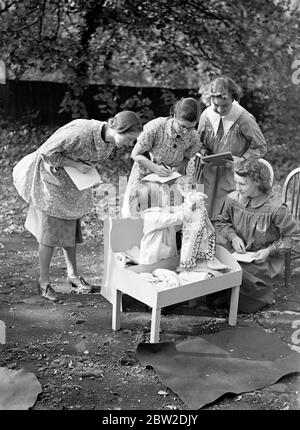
[[139, 176, 206, 215], [175, 176, 207, 207], [176, 175, 197, 196]]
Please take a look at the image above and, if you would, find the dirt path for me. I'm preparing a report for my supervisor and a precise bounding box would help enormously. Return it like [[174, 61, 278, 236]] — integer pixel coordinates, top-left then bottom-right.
[[0, 232, 300, 410]]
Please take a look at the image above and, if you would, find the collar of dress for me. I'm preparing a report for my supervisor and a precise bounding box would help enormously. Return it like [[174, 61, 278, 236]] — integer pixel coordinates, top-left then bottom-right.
[[206, 100, 244, 137], [91, 119, 115, 157], [239, 192, 273, 209]]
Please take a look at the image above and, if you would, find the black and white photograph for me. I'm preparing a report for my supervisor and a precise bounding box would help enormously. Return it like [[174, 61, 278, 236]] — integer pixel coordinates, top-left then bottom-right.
[[0, 0, 300, 415]]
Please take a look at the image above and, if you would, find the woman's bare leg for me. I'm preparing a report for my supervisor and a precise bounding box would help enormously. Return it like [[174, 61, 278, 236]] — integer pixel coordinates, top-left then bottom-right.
[[39, 244, 54, 284], [62, 246, 78, 278], [63, 246, 92, 293]]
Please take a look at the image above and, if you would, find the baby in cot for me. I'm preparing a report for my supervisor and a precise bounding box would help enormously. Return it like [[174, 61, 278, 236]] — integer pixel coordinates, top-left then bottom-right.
[[139, 176, 213, 265]]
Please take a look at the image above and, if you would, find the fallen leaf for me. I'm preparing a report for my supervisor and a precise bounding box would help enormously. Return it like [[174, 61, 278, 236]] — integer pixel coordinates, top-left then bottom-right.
[[158, 390, 169, 396]]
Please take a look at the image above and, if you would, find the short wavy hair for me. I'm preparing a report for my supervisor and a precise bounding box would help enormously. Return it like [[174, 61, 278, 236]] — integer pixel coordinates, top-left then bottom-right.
[[233, 158, 273, 194], [201, 76, 243, 106]]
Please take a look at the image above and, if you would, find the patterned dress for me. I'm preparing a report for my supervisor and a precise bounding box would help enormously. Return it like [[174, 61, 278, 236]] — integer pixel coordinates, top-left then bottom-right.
[[198, 101, 267, 221], [215, 190, 299, 313], [122, 117, 201, 217], [180, 199, 215, 269], [14, 119, 115, 246]]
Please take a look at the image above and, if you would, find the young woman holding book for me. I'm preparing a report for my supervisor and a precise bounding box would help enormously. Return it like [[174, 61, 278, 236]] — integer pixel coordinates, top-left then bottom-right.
[[13, 111, 142, 301], [198, 76, 267, 221]]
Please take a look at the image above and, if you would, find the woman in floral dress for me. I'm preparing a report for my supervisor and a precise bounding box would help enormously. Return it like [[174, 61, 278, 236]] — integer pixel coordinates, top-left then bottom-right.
[[122, 98, 202, 217], [13, 111, 142, 301]]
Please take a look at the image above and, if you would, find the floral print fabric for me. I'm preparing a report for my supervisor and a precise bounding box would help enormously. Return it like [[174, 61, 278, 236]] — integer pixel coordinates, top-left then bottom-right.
[[13, 119, 115, 219], [122, 117, 201, 217], [180, 200, 216, 269]]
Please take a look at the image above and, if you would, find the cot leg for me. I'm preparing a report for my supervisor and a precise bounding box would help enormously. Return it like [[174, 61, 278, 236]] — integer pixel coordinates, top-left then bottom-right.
[[228, 286, 240, 326], [112, 289, 122, 331], [0, 320, 6, 344], [150, 307, 161, 343]]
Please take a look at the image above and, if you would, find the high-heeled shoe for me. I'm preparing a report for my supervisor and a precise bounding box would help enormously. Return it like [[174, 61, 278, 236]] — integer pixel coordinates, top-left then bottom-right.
[[37, 282, 58, 302], [67, 276, 93, 293]]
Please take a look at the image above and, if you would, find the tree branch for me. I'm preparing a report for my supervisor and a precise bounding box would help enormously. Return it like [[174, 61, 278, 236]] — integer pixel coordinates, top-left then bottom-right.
[[0, 0, 17, 14]]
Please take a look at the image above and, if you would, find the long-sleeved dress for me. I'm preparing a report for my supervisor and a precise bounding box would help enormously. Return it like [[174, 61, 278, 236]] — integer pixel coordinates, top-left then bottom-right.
[[215, 190, 299, 313], [14, 119, 115, 247], [122, 117, 201, 217], [198, 101, 267, 221]]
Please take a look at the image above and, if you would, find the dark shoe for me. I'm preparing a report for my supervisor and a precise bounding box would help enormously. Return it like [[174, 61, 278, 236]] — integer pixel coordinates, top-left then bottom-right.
[[37, 283, 58, 302], [67, 276, 94, 293]]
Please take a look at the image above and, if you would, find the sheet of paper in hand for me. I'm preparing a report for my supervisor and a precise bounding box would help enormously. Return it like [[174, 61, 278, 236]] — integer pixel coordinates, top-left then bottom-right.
[[141, 171, 181, 183], [232, 251, 257, 263], [200, 152, 233, 166], [64, 165, 101, 190]]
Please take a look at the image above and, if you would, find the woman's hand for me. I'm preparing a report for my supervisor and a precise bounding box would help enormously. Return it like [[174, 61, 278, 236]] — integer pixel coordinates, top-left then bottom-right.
[[232, 236, 246, 253], [225, 160, 234, 168], [225, 156, 243, 168], [153, 164, 171, 177], [254, 248, 270, 264], [75, 162, 92, 174]]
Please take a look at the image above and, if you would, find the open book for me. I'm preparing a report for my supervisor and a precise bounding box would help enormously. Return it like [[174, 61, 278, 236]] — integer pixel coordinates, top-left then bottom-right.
[[64, 165, 101, 190], [198, 152, 233, 165], [141, 171, 181, 183], [232, 251, 257, 263]]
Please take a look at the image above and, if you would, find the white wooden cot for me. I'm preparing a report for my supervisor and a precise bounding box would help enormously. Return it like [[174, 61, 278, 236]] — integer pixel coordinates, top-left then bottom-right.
[[101, 217, 242, 343]]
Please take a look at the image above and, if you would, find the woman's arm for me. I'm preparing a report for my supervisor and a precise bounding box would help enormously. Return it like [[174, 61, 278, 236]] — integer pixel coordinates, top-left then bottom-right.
[[197, 112, 209, 155], [42, 152, 91, 173], [267, 203, 299, 255], [255, 204, 299, 264], [131, 124, 170, 176], [131, 142, 167, 174], [215, 196, 246, 252], [41, 126, 91, 171], [240, 115, 267, 159]]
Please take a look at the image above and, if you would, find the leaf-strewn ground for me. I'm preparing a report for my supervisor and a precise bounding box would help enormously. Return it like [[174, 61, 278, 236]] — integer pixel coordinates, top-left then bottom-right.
[[0, 123, 300, 411]]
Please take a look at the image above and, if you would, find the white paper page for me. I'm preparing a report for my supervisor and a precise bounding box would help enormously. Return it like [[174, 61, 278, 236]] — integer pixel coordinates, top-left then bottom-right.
[[64, 165, 101, 190], [232, 251, 257, 263], [141, 171, 181, 183]]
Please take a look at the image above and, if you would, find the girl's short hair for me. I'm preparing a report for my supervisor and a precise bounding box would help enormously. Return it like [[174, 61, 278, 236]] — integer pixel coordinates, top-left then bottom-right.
[[233, 158, 273, 194], [171, 97, 201, 122], [202, 76, 243, 105], [108, 111, 142, 133]]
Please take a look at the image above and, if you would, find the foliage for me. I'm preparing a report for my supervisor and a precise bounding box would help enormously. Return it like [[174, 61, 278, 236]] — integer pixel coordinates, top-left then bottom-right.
[[0, 0, 299, 224], [1, 1, 299, 89], [1, 1, 300, 159]]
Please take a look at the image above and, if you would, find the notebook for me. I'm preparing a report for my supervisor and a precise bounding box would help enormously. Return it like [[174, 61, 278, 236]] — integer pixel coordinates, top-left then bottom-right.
[[141, 171, 181, 183], [198, 152, 233, 165], [64, 165, 101, 190], [232, 251, 257, 263]]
